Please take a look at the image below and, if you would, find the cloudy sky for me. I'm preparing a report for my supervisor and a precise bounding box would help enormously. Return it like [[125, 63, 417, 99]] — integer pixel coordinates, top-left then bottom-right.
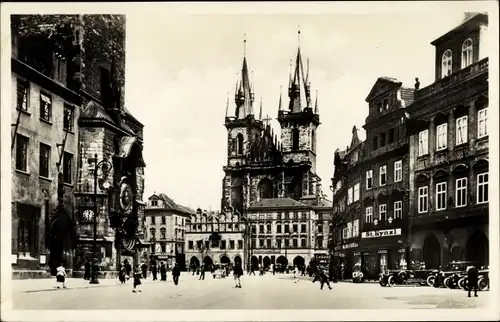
[[122, 3, 477, 210]]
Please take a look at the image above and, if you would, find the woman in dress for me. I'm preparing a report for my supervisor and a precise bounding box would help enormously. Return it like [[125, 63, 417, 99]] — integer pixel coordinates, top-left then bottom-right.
[[133, 265, 142, 293], [160, 262, 167, 281]]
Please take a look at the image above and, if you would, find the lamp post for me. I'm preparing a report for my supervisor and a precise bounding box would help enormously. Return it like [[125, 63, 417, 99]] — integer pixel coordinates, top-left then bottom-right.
[[88, 153, 112, 284], [284, 231, 290, 267]]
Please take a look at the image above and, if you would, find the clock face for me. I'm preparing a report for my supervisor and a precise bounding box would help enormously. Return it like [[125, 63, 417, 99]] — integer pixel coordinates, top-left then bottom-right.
[[82, 209, 94, 221], [120, 182, 133, 214]]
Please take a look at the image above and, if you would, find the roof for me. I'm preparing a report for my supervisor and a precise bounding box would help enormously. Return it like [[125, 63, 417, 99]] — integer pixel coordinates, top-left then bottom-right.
[[400, 87, 415, 107], [81, 100, 115, 123], [299, 196, 332, 209], [249, 198, 309, 210], [431, 13, 488, 46], [148, 193, 196, 215], [365, 77, 402, 102]]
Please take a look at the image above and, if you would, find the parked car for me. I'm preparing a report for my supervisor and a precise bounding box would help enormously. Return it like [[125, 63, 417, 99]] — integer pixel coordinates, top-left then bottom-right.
[[429, 261, 480, 289], [379, 269, 434, 287], [457, 267, 490, 291]]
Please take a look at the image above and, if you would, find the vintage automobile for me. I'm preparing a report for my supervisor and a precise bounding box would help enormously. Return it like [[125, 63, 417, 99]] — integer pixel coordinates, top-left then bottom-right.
[[457, 267, 490, 291], [434, 261, 481, 289], [352, 263, 364, 283], [379, 269, 435, 287]]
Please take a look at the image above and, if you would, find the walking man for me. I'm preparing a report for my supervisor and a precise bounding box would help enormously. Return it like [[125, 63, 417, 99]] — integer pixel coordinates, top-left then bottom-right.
[[141, 261, 148, 280], [172, 263, 181, 286], [199, 264, 205, 280], [83, 260, 91, 280], [467, 265, 479, 297], [319, 268, 332, 290], [234, 260, 243, 288], [151, 260, 158, 281]]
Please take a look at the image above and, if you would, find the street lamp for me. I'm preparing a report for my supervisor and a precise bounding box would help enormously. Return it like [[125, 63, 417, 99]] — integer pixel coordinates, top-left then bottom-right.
[[88, 153, 113, 285]]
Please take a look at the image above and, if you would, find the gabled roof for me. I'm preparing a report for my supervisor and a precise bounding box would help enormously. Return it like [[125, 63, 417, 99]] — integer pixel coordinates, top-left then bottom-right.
[[365, 77, 402, 102], [80, 100, 115, 123], [249, 198, 309, 210], [147, 193, 195, 215], [431, 13, 488, 46]]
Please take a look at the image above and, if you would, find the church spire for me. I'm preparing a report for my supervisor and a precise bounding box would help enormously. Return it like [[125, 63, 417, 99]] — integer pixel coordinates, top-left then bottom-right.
[[278, 85, 283, 111], [225, 92, 230, 117], [234, 35, 254, 119], [314, 90, 319, 114], [259, 97, 263, 120], [288, 29, 310, 113]]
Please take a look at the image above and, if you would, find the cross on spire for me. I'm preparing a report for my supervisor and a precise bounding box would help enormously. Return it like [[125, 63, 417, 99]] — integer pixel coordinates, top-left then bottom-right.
[[262, 114, 272, 127], [244, 33, 247, 57]]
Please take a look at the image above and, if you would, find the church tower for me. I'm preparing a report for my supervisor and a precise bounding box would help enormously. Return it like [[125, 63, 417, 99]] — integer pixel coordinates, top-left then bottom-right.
[[277, 30, 321, 199], [222, 37, 264, 213]]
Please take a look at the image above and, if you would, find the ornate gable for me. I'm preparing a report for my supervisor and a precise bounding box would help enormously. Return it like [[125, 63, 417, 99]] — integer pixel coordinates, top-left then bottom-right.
[[365, 77, 402, 102]]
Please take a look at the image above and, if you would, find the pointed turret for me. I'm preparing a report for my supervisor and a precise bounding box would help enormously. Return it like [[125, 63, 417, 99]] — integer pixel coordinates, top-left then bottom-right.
[[259, 97, 263, 120], [350, 125, 361, 148], [288, 29, 310, 113], [225, 92, 230, 118], [278, 86, 283, 111], [314, 90, 319, 115], [234, 35, 254, 120]]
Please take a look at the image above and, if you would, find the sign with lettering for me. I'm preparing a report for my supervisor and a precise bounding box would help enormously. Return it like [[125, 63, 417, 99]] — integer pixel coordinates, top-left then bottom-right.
[[362, 228, 402, 239], [342, 243, 359, 249], [398, 248, 406, 253], [378, 249, 388, 254]]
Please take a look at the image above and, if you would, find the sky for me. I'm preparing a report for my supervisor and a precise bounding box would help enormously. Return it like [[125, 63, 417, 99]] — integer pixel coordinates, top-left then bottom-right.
[[123, 6, 470, 211]]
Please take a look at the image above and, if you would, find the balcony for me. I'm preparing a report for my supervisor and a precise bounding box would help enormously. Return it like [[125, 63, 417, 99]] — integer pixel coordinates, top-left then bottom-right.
[[415, 58, 488, 100]]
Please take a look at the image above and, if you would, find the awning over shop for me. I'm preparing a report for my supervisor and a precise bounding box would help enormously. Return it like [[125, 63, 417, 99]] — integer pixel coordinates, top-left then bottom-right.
[[115, 136, 146, 167]]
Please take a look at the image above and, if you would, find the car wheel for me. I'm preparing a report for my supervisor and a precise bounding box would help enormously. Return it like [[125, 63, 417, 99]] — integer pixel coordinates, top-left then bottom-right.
[[426, 275, 435, 287], [444, 277, 452, 289], [388, 275, 395, 287], [458, 277, 467, 290], [379, 276, 387, 287], [478, 277, 489, 291]]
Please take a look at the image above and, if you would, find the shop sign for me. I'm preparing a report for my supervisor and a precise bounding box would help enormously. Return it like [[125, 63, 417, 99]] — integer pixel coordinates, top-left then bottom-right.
[[362, 228, 401, 239], [353, 252, 361, 256], [342, 242, 359, 249], [398, 248, 406, 253], [378, 249, 388, 254]]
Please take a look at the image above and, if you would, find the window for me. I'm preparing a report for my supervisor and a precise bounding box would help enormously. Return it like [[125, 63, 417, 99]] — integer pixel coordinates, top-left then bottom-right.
[[236, 133, 244, 155], [229, 240, 235, 249], [301, 238, 306, 247], [353, 183, 360, 202], [150, 228, 156, 239], [317, 225, 323, 233], [40, 92, 52, 121], [221, 240, 226, 249], [160, 229, 166, 239], [477, 173, 488, 204], [456, 116, 468, 145], [365, 207, 373, 223], [418, 186, 428, 213], [373, 136, 378, 150], [277, 213, 282, 220], [189, 241, 194, 249], [436, 123, 447, 151], [266, 239, 272, 248], [461, 38, 473, 69], [380, 133, 386, 147], [293, 212, 298, 220], [441, 49, 452, 78], [259, 239, 264, 248], [346, 222, 352, 239], [366, 170, 373, 189], [301, 224, 306, 233], [293, 224, 298, 233], [161, 243, 166, 253], [418, 130, 429, 156], [277, 225, 282, 233], [394, 160, 402, 182], [347, 187, 353, 204], [379, 204, 387, 222], [17, 78, 29, 111], [237, 240, 243, 249], [151, 216, 156, 224], [394, 201, 402, 219], [62, 152, 73, 184], [478, 108, 488, 138], [301, 213, 307, 220], [436, 182, 447, 211], [379, 165, 387, 186], [388, 128, 395, 144], [377, 102, 383, 113], [175, 217, 178, 225], [15, 134, 29, 172], [292, 128, 299, 150], [259, 214, 264, 220], [150, 244, 156, 253], [151, 200, 158, 206], [352, 219, 359, 237], [284, 239, 290, 247], [455, 177, 467, 207], [63, 104, 74, 131], [292, 239, 298, 248], [39, 143, 50, 178], [251, 225, 256, 234], [383, 99, 389, 110], [161, 216, 166, 224], [259, 224, 264, 233]]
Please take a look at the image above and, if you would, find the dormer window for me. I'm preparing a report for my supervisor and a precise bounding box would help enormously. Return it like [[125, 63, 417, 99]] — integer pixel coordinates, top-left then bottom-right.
[[461, 38, 473, 69], [151, 200, 158, 207], [441, 50, 452, 78]]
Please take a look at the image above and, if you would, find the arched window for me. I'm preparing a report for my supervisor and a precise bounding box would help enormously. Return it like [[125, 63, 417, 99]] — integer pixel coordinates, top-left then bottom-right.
[[441, 49, 452, 78], [236, 133, 244, 155], [461, 38, 473, 68], [292, 128, 300, 150], [258, 178, 274, 199]]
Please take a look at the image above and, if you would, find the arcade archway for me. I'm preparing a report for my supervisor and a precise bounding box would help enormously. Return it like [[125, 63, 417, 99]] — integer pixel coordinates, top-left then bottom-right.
[[263, 256, 271, 269], [465, 231, 489, 267], [422, 234, 441, 269], [190, 256, 200, 268], [277, 255, 288, 267], [234, 256, 242, 265], [220, 255, 230, 265], [203, 256, 213, 267], [293, 255, 305, 268], [251, 256, 259, 269]]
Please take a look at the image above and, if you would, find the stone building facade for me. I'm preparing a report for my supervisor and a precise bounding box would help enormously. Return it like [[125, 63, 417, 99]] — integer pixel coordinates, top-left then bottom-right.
[[185, 209, 246, 269], [407, 13, 489, 269], [143, 193, 195, 269], [10, 15, 146, 277]]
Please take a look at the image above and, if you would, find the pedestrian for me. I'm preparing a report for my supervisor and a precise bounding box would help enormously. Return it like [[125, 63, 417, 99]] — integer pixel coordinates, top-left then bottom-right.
[[292, 265, 299, 283], [118, 264, 126, 284], [141, 261, 148, 279], [133, 265, 142, 293], [249, 266, 256, 276], [271, 263, 275, 275], [319, 268, 332, 290], [160, 262, 167, 281], [56, 262, 67, 289], [199, 264, 205, 280], [466, 265, 479, 297], [233, 261, 243, 288], [83, 259, 91, 280], [152, 261, 158, 281], [124, 259, 132, 277], [172, 263, 181, 285]]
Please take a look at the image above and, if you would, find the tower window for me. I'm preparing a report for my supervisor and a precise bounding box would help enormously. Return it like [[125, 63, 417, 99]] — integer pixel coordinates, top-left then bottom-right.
[[441, 49, 452, 78], [380, 133, 386, 147], [388, 128, 395, 144], [236, 133, 244, 155], [292, 128, 300, 150]]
